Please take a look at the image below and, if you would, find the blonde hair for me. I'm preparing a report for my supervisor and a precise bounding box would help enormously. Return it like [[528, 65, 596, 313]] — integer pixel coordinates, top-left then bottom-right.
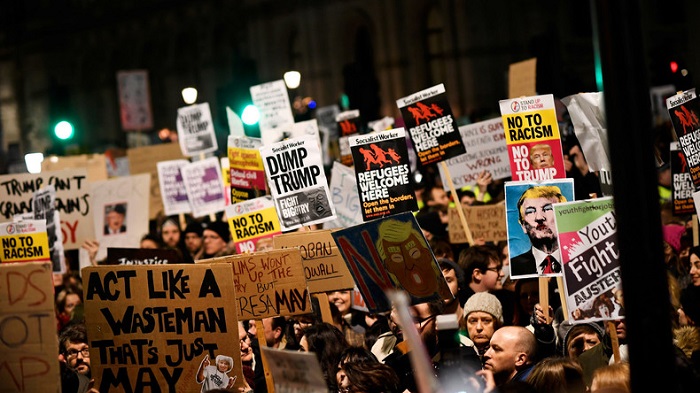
[[376, 219, 426, 260], [517, 186, 567, 224], [591, 362, 630, 393]]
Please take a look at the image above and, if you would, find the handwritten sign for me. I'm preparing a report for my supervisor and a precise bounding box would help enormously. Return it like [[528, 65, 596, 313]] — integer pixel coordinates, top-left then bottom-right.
[[250, 80, 295, 133], [205, 249, 309, 319], [0, 169, 92, 250], [0, 262, 60, 392], [128, 143, 187, 220], [261, 347, 327, 393], [323, 162, 362, 229], [84, 264, 243, 392], [273, 230, 355, 293], [447, 204, 508, 244]]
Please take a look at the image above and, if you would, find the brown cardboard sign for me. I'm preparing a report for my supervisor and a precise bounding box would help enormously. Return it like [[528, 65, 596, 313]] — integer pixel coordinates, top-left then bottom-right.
[[448, 204, 508, 244], [508, 58, 537, 99], [203, 248, 309, 319], [127, 143, 186, 220], [83, 263, 243, 392], [0, 262, 60, 392], [273, 229, 355, 293]]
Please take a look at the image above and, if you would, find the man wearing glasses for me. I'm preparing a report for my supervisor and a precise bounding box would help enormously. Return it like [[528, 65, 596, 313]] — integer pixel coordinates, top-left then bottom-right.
[[511, 185, 567, 276], [59, 324, 95, 393]]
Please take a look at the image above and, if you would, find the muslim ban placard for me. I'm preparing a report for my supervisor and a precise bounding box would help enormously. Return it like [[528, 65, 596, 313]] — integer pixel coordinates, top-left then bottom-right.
[[504, 179, 575, 279], [349, 128, 418, 221], [323, 162, 362, 230], [181, 157, 226, 218], [83, 264, 243, 392], [106, 247, 183, 265], [0, 220, 51, 264], [203, 248, 309, 320], [33, 185, 66, 274], [667, 89, 700, 189], [273, 229, 355, 293], [157, 159, 191, 216], [499, 94, 566, 182], [260, 135, 336, 231], [438, 117, 511, 190], [447, 204, 508, 244], [176, 102, 218, 157], [671, 142, 695, 215], [225, 196, 282, 254], [397, 84, 466, 166], [0, 169, 93, 250], [228, 136, 267, 203], [0, 262, 60, 392], [553, 197, 623, 322], [331, 212, 452, 313]]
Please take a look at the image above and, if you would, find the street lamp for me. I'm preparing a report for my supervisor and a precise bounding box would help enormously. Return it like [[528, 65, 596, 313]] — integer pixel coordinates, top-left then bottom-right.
[[181, 87, 198, 105], [25, 153, 44, 174], [283, 71, 301, 89]]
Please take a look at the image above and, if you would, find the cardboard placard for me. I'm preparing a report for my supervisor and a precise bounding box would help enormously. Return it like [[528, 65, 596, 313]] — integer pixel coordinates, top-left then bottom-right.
[[261, 347, 327, 393], [157, 159, 191, 216], [438, 118, 511, 189], [671, 142, 695, 215], [250, 80, 295, 133], [106, 247, 183, 265], [117, 70, 154, 131], [273, 229, 355, 293], [554, 197, 623, 322], [176, 102, 219, 157], [83, 264, 243, 392], [397, 84, 466, 166], [331, 212, 452, 313], [508, 58, 537, 99], [127, 143, 187, 220], [204, 248, 309, 319], [323, 162, 362, 229], [225, 196, 281, 254], [0, 169, 93, 250], [447, 204, 508, 244], [41, 153, 108, 182], [504, 179, 575, 279], [227, 136, 266, 203], [0, 262, 60, 392], [260, 135, 336, 231], [181, 157, 226, 218], [667, 89, 700, 190], [349, 128, 418, 221], [499, 94, 566, 182]]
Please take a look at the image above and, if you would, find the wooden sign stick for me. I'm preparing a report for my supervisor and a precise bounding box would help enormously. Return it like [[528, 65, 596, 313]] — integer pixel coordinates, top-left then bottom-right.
[[556, 276, 568, 318], [440, 161, 475, 244], [694, 214, 699, 247], [255, 319, 276, 393], [313, 293, 334, 324], [538, 277, 550, 323], [606, 321, 621, 363]]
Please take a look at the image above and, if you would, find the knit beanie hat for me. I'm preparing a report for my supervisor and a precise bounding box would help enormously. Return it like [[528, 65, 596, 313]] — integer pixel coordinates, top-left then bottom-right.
[[203, 221, 231, 242], [183, 222, 203, 237], [463, 292, 503, 323], [663, 224, 686, 253]]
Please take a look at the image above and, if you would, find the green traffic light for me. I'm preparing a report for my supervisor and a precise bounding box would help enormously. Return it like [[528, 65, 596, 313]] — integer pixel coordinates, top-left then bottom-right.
[[54, 121, 74, 140]]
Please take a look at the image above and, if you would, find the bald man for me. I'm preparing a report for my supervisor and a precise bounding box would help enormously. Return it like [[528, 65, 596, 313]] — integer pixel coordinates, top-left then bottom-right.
[[481, 326, 537, 387]]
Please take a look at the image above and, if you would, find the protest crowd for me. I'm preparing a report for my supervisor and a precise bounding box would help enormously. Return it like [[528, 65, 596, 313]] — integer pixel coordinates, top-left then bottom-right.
[[3, 43, 700, 393]]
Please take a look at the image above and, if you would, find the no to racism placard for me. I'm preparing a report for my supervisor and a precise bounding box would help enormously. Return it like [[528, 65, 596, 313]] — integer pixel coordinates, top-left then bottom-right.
[[397, 84, 466, 166], [181, 157, 226, 218], [228, 136, 266, 203], [273, 229, 355, 293], [349, 128, 417, 221], [84, 264, 243, 392], [0, 220, 50, 264], [667, 89, 700, 189], [176, 102, 218, 157], [157, 159, 191, 216], [0, 169, 92, 250], [554, 197, 623, 322], [261, 135, 336, 231], [499, 94, 566, 181], [332, 212, 452, 313], [225, 196, 281, 254], [671, 142, 695, 215], [0, 262, 60, 392], [438, 117, 511, 189]]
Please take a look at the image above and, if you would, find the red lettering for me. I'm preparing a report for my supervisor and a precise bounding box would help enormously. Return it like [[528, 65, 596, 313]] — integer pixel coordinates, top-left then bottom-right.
[[61, 220, 79, 245]]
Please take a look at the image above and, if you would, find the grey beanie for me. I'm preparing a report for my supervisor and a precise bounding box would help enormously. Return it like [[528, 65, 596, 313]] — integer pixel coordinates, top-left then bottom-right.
[[463, 292, 503, 324], [559, 320, 605, 356]]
